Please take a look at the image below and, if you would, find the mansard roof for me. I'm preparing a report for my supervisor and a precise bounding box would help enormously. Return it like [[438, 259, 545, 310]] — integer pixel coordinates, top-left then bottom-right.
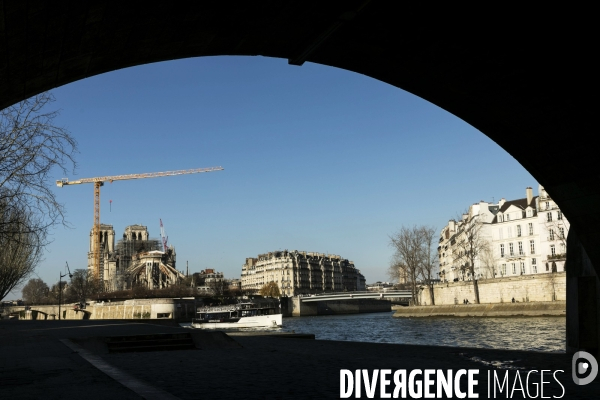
[[499, 196, 538, 212], [491, 195, 538, 223]]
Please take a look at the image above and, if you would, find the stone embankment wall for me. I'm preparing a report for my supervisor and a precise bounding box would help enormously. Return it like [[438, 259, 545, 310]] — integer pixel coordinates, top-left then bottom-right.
[[286, 298, 390, 317], [9, 298, 195, 320], [421, 272, 565, 305], [393, 301, 565, 318]]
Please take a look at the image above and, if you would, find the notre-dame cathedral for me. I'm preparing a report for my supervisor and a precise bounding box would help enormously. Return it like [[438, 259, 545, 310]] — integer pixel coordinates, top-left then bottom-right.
[[88, 224, 184, 291]]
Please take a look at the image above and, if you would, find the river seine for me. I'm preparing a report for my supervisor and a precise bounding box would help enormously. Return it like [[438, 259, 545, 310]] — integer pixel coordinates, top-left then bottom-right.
[[281, 312, 566, 353]]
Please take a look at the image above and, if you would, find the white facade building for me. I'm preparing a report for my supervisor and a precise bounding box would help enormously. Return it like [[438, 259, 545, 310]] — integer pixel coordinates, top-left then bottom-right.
[[438, 201, 497, 282], [439, 185, 569, 282], [241, 250, 366, 296], [492, 185, 568, 278]]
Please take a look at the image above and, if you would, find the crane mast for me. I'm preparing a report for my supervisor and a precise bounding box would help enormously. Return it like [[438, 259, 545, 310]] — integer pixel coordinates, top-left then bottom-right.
[[57, 166, 224, 279]]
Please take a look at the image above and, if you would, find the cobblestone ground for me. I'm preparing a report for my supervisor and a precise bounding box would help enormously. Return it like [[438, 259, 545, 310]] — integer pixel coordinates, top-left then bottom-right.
[[2, 320, 599, 399]]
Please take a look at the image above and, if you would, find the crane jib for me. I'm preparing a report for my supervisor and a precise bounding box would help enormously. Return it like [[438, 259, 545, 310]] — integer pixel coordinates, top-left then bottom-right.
[[56, 166, 224, 187], [55, 166, 223, 279]]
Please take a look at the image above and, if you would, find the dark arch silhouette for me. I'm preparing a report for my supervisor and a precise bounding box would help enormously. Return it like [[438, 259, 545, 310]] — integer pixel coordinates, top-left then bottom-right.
[[1, 2, 597, 351]]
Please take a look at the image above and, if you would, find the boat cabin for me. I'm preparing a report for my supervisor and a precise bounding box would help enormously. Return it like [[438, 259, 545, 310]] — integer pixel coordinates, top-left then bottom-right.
[[194, 302, 278, 323]]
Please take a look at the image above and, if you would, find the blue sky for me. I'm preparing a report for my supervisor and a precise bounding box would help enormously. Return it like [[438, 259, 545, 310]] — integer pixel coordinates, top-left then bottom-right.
[[14, 56, 536, 297]]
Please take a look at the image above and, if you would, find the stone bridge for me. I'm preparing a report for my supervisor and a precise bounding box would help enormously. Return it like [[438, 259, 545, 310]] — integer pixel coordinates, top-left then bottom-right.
[[299, 291, 411, 302]]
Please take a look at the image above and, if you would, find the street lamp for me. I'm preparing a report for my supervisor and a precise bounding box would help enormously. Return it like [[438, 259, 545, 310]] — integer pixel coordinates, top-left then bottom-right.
[[58, 262, 73, 320]]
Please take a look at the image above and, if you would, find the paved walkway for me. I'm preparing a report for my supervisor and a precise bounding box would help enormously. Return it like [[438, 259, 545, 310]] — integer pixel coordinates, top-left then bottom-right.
[[0, 320, 143, 399], [1, 319, 598, 399]]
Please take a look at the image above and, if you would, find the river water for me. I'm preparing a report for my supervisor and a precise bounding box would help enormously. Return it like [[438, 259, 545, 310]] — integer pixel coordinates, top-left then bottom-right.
[[280, 312, 566, 353]]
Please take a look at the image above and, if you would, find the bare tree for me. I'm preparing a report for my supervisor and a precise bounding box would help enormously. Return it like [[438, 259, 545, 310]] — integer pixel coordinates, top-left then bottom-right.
[[418, 226, 438, 305], [21, 278, 49, 304], [387, 260, 408, 286], [228, 286, 241, 298], [452, 212, 490, 304], [389, 226, 426, 305], [0, 200, 44, 300], [66, 269, 102, 303], [207, 278, 226, 297], [0, 92, 77, 231], [479, 244, 497, 279], [181, 275, 193, 288], [0, 92, 77, 300]]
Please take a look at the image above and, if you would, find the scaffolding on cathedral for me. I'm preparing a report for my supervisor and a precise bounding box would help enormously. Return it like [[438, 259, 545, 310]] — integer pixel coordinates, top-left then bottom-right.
[[90, 224, 183, 292], [114, 237, 162, 273]]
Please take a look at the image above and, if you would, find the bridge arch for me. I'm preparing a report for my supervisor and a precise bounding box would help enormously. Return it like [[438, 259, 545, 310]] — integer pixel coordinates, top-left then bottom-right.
[[1, 2, 597, 352]]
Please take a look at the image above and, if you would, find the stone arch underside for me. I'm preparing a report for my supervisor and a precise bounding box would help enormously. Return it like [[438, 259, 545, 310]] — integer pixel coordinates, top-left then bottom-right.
[[0, 2, 597, 272]]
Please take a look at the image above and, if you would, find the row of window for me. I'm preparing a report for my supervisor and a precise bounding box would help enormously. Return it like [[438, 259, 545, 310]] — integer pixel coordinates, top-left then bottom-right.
[[500, 260, 535, 275], [499, 223, 565, 244], [498, 209, 533, 222], [497, 210, 562, 224], [500, 241, 536, 257], [500, 242, 565, 257], [499, 257, 559, 275], [499, 223, 535, 239], [547, 211, 563, 222], [548, 228, 565, 240]]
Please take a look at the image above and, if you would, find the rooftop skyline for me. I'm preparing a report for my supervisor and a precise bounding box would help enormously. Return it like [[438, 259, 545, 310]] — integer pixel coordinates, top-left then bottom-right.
[[11, 56, 536, 298]]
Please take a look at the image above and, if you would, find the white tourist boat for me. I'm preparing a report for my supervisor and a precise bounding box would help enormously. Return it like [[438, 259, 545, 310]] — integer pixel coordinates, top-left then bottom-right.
[[191, 302, 282, 329]]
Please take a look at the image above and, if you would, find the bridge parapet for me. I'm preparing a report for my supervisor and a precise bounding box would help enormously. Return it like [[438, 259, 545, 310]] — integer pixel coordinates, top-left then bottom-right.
[[299, 291, 411, 302]]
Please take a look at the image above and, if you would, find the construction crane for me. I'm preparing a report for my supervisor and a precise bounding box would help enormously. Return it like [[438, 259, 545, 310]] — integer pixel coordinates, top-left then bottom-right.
[[56, 166, 224, 279], [159, 218, 168, 252]]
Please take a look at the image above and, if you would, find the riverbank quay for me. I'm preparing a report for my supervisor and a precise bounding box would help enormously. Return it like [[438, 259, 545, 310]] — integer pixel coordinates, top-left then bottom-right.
[[1, 297, 196, 321], [419, 273, 565, 305], [5, 297, 392, 320], [393, 301, 566, 318], [1, 319, 597, 399]]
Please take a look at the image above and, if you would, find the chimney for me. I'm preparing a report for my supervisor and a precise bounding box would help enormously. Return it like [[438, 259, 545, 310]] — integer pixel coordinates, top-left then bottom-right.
[[526, 187, 533, 205], [498, 198, 506, 208]]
